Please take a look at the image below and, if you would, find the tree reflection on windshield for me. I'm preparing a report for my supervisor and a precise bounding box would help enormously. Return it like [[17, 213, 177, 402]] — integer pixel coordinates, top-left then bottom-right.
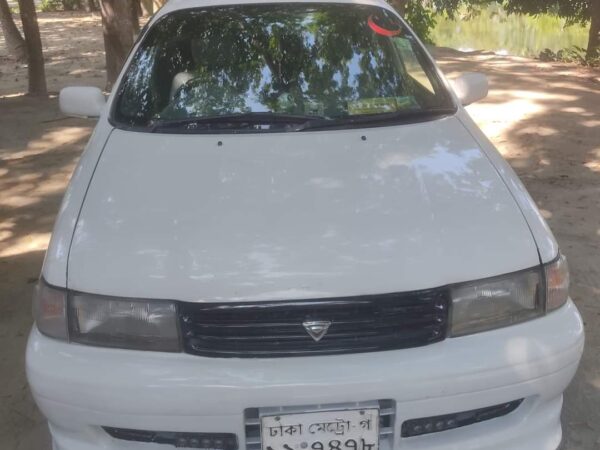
[[114, 3, 452, 130]]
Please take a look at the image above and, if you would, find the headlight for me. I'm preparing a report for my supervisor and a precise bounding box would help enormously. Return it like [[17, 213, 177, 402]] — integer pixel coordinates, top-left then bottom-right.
[[33, 279, 180, 352], [450, 254, 570, 336], [69, 292, 180, 352]]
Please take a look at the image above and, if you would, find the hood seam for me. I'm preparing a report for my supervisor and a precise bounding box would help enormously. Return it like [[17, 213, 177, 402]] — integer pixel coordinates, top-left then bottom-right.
[[456, 114, 545, 266], [65, 127, 116, 290]]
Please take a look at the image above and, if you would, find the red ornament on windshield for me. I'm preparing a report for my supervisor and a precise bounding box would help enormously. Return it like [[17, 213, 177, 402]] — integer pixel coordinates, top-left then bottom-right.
[[368, 15, 402, 37]]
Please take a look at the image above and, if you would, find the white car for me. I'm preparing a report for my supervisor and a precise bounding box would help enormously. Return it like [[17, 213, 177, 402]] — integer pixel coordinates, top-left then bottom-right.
[[27, 0, 584, 449]]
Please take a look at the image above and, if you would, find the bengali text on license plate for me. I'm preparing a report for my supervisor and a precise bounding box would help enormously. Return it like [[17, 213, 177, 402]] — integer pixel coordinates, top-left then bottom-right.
[[261, 409, 379, 450]]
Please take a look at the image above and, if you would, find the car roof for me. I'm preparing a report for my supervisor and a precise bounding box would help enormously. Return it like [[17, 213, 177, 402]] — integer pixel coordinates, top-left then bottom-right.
[[156, 0, 395, 19]]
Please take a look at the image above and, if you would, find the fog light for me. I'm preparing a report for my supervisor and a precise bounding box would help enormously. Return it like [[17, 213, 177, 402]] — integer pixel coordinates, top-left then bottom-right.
[[401, 399, 523, 437], [103, 427, 238, 450]]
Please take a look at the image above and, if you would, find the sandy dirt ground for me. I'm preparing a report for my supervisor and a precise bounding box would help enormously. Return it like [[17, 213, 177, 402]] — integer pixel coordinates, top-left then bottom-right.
[[1, 11, 599, 450]]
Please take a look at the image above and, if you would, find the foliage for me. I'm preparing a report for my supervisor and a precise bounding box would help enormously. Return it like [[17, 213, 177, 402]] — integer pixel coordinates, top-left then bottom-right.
[[391, 0, 597, 64], [502, 0, 598, 61], [539, 46, 600, 66], [40, 0, 94, 12], [404, 1, 437, 43], [432, 4, 589, 57], [40, 0, 62, 12], [387, 0, 498, 44], [502, 0, 590, 26]]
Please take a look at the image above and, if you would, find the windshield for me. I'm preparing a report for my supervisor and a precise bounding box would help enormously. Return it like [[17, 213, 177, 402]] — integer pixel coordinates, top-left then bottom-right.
[[112, 3, 455, 132]]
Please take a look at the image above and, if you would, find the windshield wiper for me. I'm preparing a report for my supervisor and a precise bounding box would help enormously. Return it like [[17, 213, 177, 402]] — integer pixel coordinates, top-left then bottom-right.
[[150, 112, 328, 132], [294, 108, 457, 132], [148, 109, 455, 133]]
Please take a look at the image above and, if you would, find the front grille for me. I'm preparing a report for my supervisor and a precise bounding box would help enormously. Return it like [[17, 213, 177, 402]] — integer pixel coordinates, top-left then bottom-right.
[[179, 288, 449, 358], [244, 400, 396, 450]]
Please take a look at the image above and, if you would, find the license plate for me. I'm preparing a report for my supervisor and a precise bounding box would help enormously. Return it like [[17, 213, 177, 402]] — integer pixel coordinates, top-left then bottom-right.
[[261, 409, 379, 450]]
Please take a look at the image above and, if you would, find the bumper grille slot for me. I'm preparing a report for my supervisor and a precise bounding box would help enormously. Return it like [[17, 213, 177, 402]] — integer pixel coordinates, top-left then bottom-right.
[[244, 400, 396, 450], [103, 427, 238, 449], [179, 289, 449, 358], [401, 399, 524, 437]]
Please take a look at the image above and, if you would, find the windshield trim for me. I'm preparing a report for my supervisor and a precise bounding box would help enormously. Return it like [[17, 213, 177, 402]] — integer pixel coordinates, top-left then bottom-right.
[[108, 2, 458, 134]]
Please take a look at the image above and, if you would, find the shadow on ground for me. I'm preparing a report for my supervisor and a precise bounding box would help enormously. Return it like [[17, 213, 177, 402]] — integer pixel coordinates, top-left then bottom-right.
[[0, 95, 93, 449]]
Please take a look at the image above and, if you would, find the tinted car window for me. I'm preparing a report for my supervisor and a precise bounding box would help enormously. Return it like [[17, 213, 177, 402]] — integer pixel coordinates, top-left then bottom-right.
[[113, 3, 454, 131]]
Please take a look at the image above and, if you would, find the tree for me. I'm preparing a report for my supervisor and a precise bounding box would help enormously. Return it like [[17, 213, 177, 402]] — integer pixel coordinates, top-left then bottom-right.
[[134, 0, 168, 16], [99, 0, 137, 89], [503, 0, 600, 60], [386, 0, 491, 43], [590, 0, 600, 59], [388, 0, 407, 15], [18, 0, 47, 96], [131, 0, 141, 33], [140, 0, 153, 16], [0, 0, 27, 61]]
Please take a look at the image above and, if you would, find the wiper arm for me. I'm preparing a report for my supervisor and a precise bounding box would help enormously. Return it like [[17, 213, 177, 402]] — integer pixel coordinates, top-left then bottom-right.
[[148, 109, 454, 133], [150, 112, 327, 132], [295, 108, 456, 132]]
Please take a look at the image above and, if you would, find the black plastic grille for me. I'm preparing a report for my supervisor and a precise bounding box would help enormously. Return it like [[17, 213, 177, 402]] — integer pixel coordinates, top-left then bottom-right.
[[179, 289, 450, 358], [103, 427, 238, 449], [401, 399, 524, 437]]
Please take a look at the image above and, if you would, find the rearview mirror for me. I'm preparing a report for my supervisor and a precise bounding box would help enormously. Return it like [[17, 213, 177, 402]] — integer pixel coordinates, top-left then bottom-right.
[[449, 73, 489, 106], [59, 86, 106, 118]]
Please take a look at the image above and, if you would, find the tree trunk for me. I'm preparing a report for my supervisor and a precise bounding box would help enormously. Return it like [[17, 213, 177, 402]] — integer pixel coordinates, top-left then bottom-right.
[[18, 0, 47, 96], [100, 0, 136, 90], [153, 0, 166, 10], [140, 0, 153, 16], [131, 0, 141, 33], [587, 0, 600, 60], [388, 0, 408, 16], [0, 0, 27, 61]]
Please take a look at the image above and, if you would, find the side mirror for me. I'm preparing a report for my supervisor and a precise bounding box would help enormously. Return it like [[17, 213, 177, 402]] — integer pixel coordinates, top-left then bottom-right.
[[59, 87, 106, 118], [449, 73, 489, 106]]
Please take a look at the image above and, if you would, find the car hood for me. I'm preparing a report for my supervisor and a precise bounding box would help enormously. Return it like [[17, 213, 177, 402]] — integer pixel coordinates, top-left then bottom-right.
[[68, 117, 540, 302]]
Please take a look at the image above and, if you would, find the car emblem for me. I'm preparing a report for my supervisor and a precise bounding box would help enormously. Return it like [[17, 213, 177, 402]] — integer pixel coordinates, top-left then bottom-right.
[[302, 320, 331, 342]]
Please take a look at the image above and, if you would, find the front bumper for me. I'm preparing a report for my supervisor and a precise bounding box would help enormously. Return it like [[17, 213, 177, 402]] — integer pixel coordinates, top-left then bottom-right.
[[27, 301, 584, 450]]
